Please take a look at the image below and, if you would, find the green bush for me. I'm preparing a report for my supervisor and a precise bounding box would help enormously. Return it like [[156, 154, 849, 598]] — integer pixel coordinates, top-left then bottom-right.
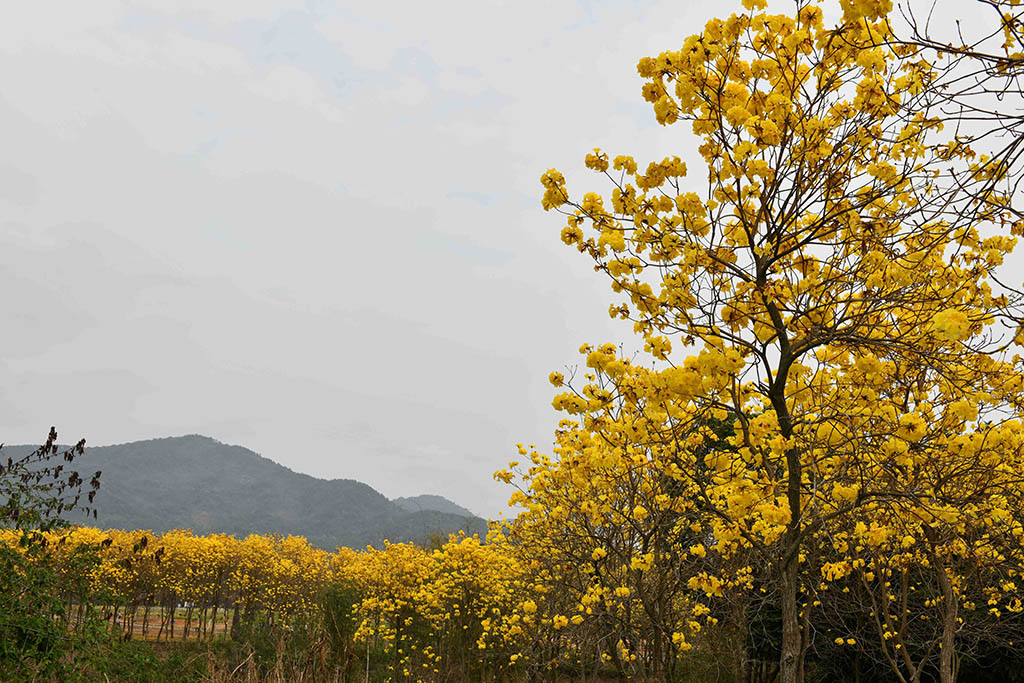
[[0, 534, 110, 682]]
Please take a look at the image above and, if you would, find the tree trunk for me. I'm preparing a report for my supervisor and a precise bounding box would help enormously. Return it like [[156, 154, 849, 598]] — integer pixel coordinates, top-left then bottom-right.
[[231, 602, 241, 639], [923, 527, 958, 683], [731, 597, 749, 683], [772, 363, 804, 683], [936, 565, 957, 683], [651, 627, 663, 679], [779, 554, 803, 683]]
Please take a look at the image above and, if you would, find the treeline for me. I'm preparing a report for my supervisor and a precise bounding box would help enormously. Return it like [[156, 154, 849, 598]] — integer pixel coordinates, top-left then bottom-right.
[[10, 521, 1024, 682], [0, 528, 331, 642], [1, 527, 527, 681]]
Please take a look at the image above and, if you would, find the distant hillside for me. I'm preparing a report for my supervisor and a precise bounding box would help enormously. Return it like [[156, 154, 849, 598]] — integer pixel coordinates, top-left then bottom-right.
[[393, 494, 476, 518], [1, 435, 486, 549]]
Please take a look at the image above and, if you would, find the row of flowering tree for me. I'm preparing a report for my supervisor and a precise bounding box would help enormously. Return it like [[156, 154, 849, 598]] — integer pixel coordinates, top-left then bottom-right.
[[7, 508, 1024, 683], [0, 527, 334, 642], [0, 527, 535, 680]]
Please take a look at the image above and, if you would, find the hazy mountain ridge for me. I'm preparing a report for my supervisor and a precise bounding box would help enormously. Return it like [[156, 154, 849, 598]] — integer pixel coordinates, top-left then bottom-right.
[[2, 435, 486, 549], [392, 494, 476, 518]]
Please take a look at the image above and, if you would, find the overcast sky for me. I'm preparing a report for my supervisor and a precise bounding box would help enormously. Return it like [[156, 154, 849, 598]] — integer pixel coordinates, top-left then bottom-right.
[[0, 0, 997, 518]]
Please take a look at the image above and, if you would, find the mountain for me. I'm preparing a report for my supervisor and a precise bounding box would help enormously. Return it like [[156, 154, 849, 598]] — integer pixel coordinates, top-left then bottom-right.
[[1, 435, 487, 550], [393, 494, 476, 518]]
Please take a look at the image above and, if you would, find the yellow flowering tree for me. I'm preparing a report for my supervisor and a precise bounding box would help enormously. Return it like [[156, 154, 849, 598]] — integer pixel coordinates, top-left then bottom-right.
[[495, 419, 726, 677], [347, 541, 436, 678], [422, 534, 523, 678], [535, 1, 1024, 681]]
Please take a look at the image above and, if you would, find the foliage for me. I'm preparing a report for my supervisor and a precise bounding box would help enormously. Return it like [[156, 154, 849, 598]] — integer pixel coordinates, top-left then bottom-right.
[[0, 428, 108, 681], [320, 580, 361, 673], [0, 427, 98, 532], [91, 639, 207, 683], [0, 537, 109, 681]]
